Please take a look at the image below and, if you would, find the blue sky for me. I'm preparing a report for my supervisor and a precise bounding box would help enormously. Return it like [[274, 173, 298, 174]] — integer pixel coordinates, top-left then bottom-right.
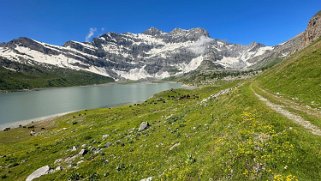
[[0, 0, 320, 46]]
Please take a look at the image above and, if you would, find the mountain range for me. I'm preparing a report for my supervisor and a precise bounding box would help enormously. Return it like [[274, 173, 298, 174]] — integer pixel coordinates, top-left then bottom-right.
[[0, 11, 320, 82]]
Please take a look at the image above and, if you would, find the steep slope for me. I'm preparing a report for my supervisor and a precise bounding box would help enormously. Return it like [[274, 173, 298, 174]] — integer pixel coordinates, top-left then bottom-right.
[[0, 58, 114, 91], [256, 38, 321, 109]]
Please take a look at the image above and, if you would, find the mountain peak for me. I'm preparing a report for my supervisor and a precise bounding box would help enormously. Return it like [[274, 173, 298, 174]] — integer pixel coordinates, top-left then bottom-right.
[[249, 42, 265, 47], [143, 27, 163, 36], [170, 28, 187, 34], [170, 28, 209, 37], [5, 37, 38, 48]]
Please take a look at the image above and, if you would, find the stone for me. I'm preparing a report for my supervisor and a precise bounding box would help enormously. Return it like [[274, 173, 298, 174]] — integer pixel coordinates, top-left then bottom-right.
[[64, 155, 79, 163], [55, 166, 63, 171], [104, 142, 112, 148], [79, 149, 88, 156], [102, 134, 109, 139], [140, 177, 153, 181], [30, 130, 36, 136], [54, 158, 63, 164], [93, 148, 102, 155], [77, 160, 84, 165], [169, 142, 180, 151], [26, 165, 50, 181], [138, 122, 150, 131]]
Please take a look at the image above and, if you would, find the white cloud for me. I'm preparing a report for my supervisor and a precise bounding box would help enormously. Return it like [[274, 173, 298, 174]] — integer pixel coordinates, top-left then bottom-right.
[[188, 36, 213, 55], [85, 27, 97, 42]]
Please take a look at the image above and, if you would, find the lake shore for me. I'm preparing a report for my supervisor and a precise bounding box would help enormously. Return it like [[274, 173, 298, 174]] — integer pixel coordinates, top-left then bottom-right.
[[0, 111, 77, 130]]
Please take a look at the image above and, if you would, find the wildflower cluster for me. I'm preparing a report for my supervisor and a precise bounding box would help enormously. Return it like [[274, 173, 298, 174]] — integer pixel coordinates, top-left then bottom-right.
[[213, 112, 298, 180]]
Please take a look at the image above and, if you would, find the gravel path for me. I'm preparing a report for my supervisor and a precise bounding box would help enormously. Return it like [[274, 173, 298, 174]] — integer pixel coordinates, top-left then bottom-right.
[[254, 92, 321, 136], [255, 86, 321, 119]]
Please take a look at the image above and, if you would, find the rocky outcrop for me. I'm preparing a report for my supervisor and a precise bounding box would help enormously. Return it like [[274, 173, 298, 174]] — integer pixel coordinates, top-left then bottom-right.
[[143, 27, 163, 36], [303, 11, 321, 46]]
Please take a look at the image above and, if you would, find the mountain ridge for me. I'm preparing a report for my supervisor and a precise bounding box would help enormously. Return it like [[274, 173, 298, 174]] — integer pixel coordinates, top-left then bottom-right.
[[0, 28, 275, 81], [1, 12, 321, 82]]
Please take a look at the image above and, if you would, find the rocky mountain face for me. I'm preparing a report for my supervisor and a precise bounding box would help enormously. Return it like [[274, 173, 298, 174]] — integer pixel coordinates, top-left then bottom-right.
[[0, 29, 274, 80], [303, 10, 321, 46], [1, 11, 321, 81]]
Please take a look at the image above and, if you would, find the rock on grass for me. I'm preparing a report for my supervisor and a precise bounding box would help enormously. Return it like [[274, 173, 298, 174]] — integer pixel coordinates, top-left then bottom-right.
[[26, 165, 50, 181], [138, 122, 150, 131]]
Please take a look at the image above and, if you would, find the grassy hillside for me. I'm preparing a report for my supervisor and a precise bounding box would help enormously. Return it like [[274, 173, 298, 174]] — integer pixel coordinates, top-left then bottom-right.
[[166, 69, 259, 86], [1, 80, 321, 180], [256, 38, 321, 109], [0, 62, 114, 91]]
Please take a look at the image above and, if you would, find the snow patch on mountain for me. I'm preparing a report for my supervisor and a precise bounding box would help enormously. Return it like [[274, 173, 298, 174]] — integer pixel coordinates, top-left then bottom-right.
[[176, 56, 204, 73], [147, 41, 193, 56], [218, 56, 243, 68], [0, 44, 110, 77], [87, 66, 110, 77], [133, 33, 166, 45], [112, 66, 170, 80], [14, 46, 81, 68], [240, 46, 274, 61]]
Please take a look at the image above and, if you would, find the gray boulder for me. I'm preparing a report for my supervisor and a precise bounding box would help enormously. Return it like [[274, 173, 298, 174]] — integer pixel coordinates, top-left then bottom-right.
[[138, 122, 150, 131], [78, 149, 88, 156], [26, 165, 50, 181], [140, 177, 153, 181], [104, 142, 112, 148]]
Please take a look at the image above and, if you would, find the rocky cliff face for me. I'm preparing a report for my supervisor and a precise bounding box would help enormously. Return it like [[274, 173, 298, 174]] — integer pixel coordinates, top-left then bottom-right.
[[303, 11, 321, 46]]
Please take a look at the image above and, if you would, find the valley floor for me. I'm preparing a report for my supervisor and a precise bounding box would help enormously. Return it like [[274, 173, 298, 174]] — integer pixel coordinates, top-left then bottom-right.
[[1, 79, 321, 180]]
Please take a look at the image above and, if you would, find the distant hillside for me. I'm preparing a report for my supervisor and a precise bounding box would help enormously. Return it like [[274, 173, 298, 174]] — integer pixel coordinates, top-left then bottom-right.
[[0, 60, 114, 91]]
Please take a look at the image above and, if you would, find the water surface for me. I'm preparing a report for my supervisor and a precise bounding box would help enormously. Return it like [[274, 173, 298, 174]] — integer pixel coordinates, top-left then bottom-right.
[[0, 82, 182, 128]]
